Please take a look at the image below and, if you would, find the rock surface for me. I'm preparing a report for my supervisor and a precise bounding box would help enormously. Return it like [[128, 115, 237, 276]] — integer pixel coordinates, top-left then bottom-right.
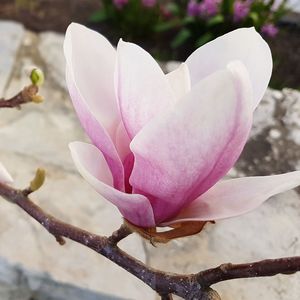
[[0, 21, 300, 300], [0, 256, 121, 300], [0, 21, 24, 95], [0, 21, 153, 300]]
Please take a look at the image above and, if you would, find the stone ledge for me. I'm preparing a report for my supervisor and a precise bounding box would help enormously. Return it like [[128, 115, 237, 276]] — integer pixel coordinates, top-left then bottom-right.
[[0, 256, 125, 300]]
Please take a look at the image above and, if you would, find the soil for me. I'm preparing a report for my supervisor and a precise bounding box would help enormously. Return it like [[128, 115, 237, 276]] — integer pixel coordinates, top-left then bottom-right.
[[0, 0, 299, 89], [0, 0, 100, 32]]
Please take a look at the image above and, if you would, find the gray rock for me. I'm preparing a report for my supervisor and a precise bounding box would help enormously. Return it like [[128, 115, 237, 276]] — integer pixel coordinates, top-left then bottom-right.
[[0, 29, 154, 299], [1, 28, 300, 300], [146, 190, 300, 300], [236, 88, 300, 177], [289, 0, 300, 12], [38, 32, 66, 90], [0, 21, 25, 95], [0, 256, 124, 300]]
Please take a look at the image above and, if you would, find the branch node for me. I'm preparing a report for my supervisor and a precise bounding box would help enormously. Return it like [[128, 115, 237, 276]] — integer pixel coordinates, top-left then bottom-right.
[[55, 235, 66, 246], [108, 223, 132, 245], [200, 288, 221, 300]]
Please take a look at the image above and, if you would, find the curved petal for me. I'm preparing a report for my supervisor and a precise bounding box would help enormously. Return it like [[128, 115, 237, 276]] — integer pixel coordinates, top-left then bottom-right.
[[114, 121, 131, 163], [116, 39, 175, 138], [166, 63, 191, 101], [0, 162, 13, 184], [130, 61, 253, 224], [186, 27, 272, 109], [64, 23, 119, 133], [163, 171, 300, 225], [66, 69, 124, 190], [69, 142, 155, 227], [64, 23, 124, 190]]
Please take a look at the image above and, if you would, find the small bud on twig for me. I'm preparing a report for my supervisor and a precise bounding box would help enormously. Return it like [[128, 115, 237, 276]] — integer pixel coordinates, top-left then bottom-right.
[[0, 68, 45, 109], [29, 168, 46, 192], [30, 68, 45, 87]]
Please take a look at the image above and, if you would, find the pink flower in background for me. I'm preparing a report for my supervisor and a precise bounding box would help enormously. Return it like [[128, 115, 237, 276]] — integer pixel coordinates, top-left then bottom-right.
[[261, 23, 279, 37], [199, 0, 221, 17], [142, 0, 157, 8], [64, 23, 300, 228], [113, 0, 128, 9], [187, 0, 200, 16], [0, 162, 13, 184], [233, 0, 251, 22]]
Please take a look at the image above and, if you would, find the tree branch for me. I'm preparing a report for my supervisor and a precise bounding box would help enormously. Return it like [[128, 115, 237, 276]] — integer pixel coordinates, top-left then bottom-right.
[[0, 85, 42, 109], [108, 223, 132, 245], [1, 181, 300, 299], [197, 257, 300, 287], [160, 294, 173, 300]]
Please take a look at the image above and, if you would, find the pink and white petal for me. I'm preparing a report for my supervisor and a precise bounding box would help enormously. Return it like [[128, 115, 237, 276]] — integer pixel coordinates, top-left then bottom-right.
[[114, 121, 131, 163], [69, 142, 155, 227], [186, 27, 272, 109], [116, 40, 175, 138], [64, 23, 119, 134], [166, 63, 191, 101], [163, 171, 300, 225], [130, 61, 252, 224], [67, 69, 124, 190], [0, 162, 13, 184]]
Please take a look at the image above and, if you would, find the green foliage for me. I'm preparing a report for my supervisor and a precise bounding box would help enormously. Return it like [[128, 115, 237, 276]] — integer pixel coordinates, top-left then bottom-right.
[[89, 0, 289, 59], [90, 0, 168, 41]]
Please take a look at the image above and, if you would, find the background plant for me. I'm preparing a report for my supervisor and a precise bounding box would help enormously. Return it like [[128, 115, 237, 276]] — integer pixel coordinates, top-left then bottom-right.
[[90, 0, 166, 41], [90, 0, 289, 60]]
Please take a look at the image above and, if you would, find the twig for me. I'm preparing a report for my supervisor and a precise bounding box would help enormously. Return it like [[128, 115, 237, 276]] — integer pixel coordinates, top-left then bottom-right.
[[0, 85, 42, 109], [108, 223, 132, 245], [160, 294, 173, 300], [1, 181, 300, 299], [197, 258, 300, 287]]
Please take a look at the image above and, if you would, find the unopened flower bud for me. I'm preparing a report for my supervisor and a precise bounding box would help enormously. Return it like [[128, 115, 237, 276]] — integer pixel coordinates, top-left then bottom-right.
[[30, 168, 46, 192], [30, 68, 44, 86]]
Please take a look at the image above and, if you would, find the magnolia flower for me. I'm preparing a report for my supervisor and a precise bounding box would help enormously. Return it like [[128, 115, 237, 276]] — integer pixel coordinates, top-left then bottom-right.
[[64, 23, 300, 231], [0, 162, 13, 184]]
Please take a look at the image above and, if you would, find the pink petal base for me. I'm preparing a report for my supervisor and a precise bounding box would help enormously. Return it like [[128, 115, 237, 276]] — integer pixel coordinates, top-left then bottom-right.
[[162, 171, 300, 226], [69, 142, 155, 227]]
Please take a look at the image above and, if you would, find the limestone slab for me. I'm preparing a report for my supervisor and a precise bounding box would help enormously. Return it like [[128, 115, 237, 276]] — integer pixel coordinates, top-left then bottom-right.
[[1, 27, 300, 300], [0, 21, 25, 95], [0, 256, 123, 300], [38, 32, 66, 90], [0, 28, 153, 299], [146, 190, 300, 300]]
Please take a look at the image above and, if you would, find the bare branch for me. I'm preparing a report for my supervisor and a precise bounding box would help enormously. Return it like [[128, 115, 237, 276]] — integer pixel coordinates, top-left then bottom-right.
[[197, 258, 300, 287], [0, 84, 42, 109], [160, 294, 173, 300], [1, 180, 300, 299], [108, 223, 132, 245]]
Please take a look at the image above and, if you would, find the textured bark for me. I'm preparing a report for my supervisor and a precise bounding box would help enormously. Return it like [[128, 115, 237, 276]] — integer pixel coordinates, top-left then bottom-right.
[[1, 181, 300, 299]]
